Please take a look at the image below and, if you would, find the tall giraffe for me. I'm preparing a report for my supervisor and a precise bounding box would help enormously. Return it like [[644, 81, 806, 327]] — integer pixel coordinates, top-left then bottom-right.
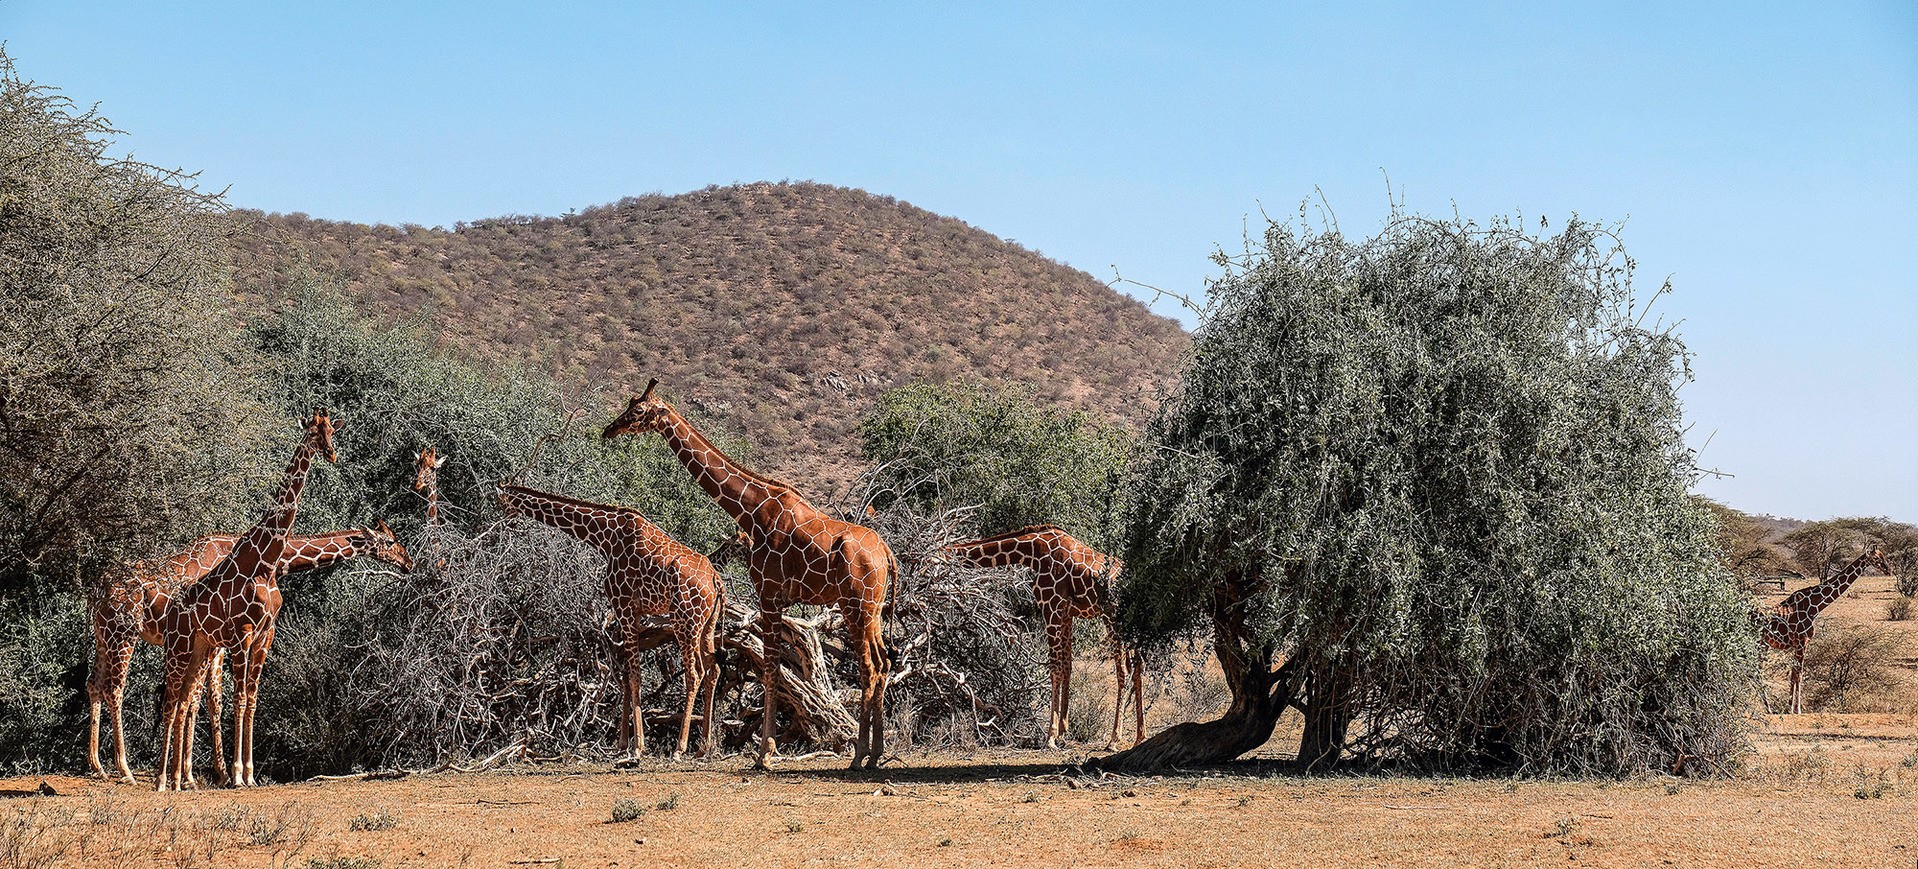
[[604, 379, 896, 770], [496, 484, 722, 757], [87, 523, 411, 783], [1752, 547, 1894, 714], [153, 410, 339, 791], [942, 525, 1144, 750]]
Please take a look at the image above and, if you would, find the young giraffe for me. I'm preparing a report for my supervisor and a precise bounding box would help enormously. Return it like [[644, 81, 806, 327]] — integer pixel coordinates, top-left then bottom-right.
[[605, 379, 896, 770], [414, 446, 447, 526], [496, 485, 722, 757], [154, 410, 339, 791], [942, 525, 1144, 750], [414, 446, 450, 570], [1752, 547, 1895, 714], [87, 524, 412, 784]]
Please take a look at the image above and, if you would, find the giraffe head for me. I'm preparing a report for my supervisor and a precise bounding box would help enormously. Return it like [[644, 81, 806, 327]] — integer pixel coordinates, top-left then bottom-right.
[[494, 486, 521, 518], [1861, 546, 1894, 577], [602, 378, 670, 440], [303, 409, 342, 464], [354, 520, 413, 572], [414, 446, 445, 491]]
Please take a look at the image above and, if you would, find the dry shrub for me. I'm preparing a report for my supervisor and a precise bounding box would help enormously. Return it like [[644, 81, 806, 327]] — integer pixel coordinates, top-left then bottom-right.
[[1887, 595, 1913, 622], [1802, 625, 1907, 712]]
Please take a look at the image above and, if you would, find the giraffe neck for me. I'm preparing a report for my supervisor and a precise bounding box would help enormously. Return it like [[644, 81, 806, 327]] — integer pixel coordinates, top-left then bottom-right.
[[240, 441, 319, 565], [501, 486, 630, 556], [423, 481, 440, 525], [275, 531, 366, 574], [1802, 557, 1871, 618], [655, 404, 785, 523]]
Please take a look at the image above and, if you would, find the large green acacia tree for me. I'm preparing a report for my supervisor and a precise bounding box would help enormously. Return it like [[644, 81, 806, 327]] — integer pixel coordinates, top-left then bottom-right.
[[1105, 213, 1755, 775], [0, 50, 269, 582]]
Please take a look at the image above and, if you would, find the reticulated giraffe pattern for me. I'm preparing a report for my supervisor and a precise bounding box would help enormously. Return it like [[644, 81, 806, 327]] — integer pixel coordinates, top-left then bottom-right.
[[497, 484, 722, 757], [605, 379, 896, 770], [88, 523, 411, 783], [414, 446, 447, 526], [153, 410, 340, 791], [1751, 547, 1894, 714], [942, 525, 1143, 749]]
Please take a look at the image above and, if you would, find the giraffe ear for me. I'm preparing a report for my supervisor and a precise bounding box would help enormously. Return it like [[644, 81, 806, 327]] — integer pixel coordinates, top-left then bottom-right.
[[640, 378, 658, 401], [433, 455, 447, 468]]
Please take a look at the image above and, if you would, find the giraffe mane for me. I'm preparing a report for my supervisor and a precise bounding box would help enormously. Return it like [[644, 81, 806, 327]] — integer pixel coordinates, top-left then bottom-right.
[[951, 524, 1069, 548], [500, 484, 648, 524]]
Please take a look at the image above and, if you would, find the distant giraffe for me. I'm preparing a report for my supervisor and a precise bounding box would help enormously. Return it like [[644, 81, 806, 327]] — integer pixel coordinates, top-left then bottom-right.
[[942, 525, 1143, 750], [1752, 547, 1894, 714], [605, 379, 896, 770], [497, 485, 722, 757], [414, 446, 447, 526], [154, 410, 339, 791], [87, 524, 411, 783]]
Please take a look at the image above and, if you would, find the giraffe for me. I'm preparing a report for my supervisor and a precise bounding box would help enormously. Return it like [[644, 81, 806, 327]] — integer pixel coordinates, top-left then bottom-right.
[[87, 523, 412, 784], [1752, 547, 1895, 714], [941, 525, 1144, 750], [153, 410, 339, 791], [414, 446, 447, 526], [496, 484, 722, 757], [604, 379, 896, 770]]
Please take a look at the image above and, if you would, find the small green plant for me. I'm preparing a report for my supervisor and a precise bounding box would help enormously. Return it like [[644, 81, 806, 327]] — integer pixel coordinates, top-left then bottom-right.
[[1021, 792, 1040, 804], [1551, 816, 1577, 839], [610, 799, 645, 824], [938, 837, 953, 847], [784, 818, 804, 834], [1664, 783, 1681, 795], [1851, 766, 1891, 799], [655, 793, 680, 812], [1901, 749, 1918, 769], [348, 810, 396, 832], [1235, 795, 1253, 807]]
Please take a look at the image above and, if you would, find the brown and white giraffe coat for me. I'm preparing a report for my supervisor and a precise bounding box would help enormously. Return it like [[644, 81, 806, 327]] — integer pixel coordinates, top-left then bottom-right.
[[497, 484, 722, 757], [604, 379, 896, 770], [1752, 547, 1895, 714], [88, 524, 411, 783], [943, 525, 1144, 750], [153, 410, 339, 791]]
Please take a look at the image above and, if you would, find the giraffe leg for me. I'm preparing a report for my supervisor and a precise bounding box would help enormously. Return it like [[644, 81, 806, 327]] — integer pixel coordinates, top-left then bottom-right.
[[1790, 646, 1806, 715], [1108, 637, 1126, 751], [1044, 614, 1072, 749], [1131, 648, 1145, 747], [862, 603, 890, 770], [754, 606, 781, 770], [844, 605, 871, 770], [206, 648, 229, 787], [240, 628, 275, 786], [610, 639, 632, 757], [675, 632, 700, 759], [86, 639, 109, 779], [628, 650, 647, 756], [698, 639, 720, 758]]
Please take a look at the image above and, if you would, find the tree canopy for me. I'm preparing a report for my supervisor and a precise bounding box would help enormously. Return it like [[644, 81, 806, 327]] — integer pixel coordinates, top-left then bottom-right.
[[1107, 213, 1755, 775], [0, 49, 270, 584], [858, 380, 1132, 547]]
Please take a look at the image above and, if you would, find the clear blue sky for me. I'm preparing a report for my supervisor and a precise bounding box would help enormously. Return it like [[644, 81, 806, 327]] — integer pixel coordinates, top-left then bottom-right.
[[7, 1, 1913, 521]]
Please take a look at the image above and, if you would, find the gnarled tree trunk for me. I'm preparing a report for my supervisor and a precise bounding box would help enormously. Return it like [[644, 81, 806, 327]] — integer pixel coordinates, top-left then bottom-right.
[[1094, 571, 1305, 772]]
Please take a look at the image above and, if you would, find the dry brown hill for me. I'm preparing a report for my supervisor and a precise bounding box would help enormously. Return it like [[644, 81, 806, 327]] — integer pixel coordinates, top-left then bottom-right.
[[231, 181, 1188, 491]]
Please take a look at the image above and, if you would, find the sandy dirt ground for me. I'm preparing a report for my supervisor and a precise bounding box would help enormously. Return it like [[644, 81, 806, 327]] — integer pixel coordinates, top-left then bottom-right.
[[3, 716, 1911, 869], [3, 575, 1911, 868]]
